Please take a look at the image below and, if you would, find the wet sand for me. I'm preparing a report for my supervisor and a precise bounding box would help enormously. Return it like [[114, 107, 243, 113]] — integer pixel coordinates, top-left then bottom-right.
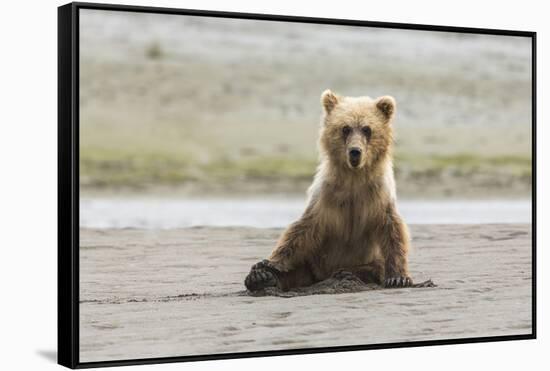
[[79, 224, 532, 362]]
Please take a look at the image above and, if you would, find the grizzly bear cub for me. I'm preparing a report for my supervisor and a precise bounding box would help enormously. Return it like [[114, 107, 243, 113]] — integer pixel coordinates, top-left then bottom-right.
[[244, 90, 412, 291]]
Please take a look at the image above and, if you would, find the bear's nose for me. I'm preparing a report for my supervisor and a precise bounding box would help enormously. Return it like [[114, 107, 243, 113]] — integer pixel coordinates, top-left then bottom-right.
[[349, 148, 362, 159]]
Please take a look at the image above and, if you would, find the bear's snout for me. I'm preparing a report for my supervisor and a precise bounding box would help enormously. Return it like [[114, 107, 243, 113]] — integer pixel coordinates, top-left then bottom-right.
[[348, 147, 362, 167]]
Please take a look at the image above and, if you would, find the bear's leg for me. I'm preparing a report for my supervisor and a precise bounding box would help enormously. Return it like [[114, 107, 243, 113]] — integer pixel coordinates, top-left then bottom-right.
[[339, 260, 385, 285], [277, 265, 316, 291], [379, 204, 413, 288], [244, 260, 316, 292], [245, 213, 321, 292], [267, 217, 319, 273]]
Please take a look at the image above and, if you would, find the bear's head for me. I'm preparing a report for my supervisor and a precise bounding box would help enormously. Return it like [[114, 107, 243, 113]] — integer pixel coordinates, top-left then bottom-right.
[[319, 90, 395, 172]]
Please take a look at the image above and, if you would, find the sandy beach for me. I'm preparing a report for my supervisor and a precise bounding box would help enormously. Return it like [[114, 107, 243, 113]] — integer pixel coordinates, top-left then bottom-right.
[[79, 223, 532, 362]]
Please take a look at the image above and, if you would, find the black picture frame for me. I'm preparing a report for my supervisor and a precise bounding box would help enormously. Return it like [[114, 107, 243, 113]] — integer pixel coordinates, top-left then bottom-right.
[[58, 2, 537, 369]]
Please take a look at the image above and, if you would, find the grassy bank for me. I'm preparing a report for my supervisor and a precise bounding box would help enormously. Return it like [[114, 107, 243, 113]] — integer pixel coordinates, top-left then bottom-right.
[[80, 148, 532, 197]]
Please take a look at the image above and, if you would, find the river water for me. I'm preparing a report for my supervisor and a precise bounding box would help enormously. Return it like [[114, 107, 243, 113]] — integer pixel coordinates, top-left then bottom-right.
[[80, 198, 531, 229]]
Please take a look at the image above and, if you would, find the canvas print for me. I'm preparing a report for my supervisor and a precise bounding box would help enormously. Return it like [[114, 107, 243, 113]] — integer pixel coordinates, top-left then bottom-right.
[[77, 8, 533, 363]]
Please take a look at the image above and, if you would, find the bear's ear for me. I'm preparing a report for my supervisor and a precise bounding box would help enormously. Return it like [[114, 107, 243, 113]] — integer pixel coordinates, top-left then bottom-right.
[[321, 89, 339, 114], [375, 96, 396, 122]]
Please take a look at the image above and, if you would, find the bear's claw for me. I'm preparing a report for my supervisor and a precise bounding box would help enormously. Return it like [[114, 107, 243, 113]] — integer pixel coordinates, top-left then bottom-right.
[[250, 259, 280, 272], [245, 260, 281, 291], [384, 276, 413, 288]]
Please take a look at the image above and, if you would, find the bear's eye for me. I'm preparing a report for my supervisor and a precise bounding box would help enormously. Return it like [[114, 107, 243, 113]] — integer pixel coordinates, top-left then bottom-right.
[[362, 126, 372, 139], [342, 126, 352, 136]]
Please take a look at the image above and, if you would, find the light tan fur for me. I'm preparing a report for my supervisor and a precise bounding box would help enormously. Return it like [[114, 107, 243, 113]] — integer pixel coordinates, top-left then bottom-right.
[[244, 90, 412, 291]]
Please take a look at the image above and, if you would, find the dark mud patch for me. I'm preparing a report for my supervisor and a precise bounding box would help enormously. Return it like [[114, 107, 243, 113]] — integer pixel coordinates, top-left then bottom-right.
[[248, 272, 437, 298]]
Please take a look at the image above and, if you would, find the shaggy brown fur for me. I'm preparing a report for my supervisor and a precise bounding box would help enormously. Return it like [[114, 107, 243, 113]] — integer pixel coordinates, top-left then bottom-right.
[[244, 90, 412, 291]]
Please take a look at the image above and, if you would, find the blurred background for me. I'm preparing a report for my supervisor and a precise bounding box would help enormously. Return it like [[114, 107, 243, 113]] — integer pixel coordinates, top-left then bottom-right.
[[79, 9, 532, 228]]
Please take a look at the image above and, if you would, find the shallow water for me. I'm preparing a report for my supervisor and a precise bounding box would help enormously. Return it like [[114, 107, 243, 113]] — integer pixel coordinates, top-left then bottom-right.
[[80, 197, 531, 229]]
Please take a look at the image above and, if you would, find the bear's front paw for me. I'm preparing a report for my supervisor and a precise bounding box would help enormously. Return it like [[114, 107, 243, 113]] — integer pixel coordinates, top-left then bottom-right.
[[384, 276, 413, 288], [244, 260, 281, 291], [250, 259, 282, 272]]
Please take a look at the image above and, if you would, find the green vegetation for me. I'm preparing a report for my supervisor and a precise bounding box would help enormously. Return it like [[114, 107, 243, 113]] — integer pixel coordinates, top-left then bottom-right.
[[80, 147, 531, 195], [394, 153, 532, 176], [80, 145, 318, 190], [203, 156, 318, 182], [80, 149, 193, 189]]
